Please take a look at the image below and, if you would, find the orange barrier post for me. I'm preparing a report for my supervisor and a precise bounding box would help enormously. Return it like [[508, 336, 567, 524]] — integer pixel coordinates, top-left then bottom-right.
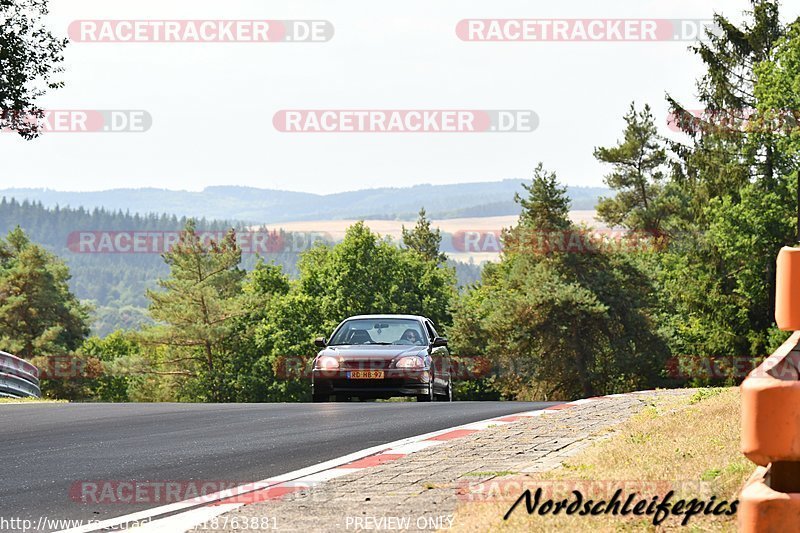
[[740, 246, 800, 531]]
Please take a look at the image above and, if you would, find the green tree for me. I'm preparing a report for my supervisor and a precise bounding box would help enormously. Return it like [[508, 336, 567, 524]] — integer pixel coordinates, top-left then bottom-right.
[[652, 4, 799, 372], [78, 331, 144, 402], [755, 22, 800, 178], [667, 0, 791, 213], [595, 103, 671, 235], [500, 163, 573, 257], [1, 0, 67, 139], [514, 163, 571, 231], [652, 21, 800, 366], [0, 226, 89, 358], [654, 178, 795, 370], [141, 220, 247, 401], [296, 222, 456, 327], [402, 208, 447, 264], [220, 260, 300, 402], [451, 166, 667, 400]]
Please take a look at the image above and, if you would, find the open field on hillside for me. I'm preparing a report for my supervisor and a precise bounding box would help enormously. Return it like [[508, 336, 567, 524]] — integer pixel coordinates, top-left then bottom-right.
[[255, 210, 600, 263]]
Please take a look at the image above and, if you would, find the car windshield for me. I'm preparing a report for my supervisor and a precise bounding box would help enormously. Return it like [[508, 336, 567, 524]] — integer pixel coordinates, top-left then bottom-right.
[[328, 318, 427, 346]]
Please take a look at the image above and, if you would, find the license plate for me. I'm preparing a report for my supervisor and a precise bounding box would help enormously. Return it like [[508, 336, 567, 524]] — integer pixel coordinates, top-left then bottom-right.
[[347, 370, 384, 379]]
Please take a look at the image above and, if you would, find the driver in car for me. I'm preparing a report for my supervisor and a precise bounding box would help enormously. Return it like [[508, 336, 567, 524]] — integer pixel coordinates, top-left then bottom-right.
[[397, 329, 423, 345]]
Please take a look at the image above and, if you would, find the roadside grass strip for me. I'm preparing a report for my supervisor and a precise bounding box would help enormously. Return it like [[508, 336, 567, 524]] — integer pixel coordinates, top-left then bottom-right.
[[451, 387, 751, 532]]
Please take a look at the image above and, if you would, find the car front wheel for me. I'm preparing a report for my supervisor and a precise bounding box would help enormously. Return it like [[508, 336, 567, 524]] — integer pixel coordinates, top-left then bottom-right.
[[417, 380, 434, 402]]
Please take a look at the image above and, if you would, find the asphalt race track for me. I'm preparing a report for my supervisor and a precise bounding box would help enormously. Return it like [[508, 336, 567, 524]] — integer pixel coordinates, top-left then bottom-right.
[[1, 401, 555, 531]]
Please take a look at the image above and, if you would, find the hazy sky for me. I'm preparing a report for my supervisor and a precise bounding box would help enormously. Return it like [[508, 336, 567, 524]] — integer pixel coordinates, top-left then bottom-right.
[[1, 0, 772, 194]]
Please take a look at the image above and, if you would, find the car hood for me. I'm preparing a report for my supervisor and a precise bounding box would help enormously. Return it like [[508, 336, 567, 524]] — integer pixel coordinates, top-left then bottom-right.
[[318, 345, 428, 358]]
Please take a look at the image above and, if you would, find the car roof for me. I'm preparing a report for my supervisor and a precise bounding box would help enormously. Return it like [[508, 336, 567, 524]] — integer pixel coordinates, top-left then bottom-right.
[[344, 314, 429, 321]]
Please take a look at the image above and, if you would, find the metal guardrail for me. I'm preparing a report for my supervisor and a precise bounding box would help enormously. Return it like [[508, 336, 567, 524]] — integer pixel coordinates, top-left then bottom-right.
[[0, 351, 41, 398]]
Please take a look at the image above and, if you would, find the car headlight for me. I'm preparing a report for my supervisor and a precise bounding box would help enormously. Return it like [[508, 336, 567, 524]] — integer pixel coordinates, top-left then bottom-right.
[[395, 356, 424, 369], [316, 355, 339, 370]]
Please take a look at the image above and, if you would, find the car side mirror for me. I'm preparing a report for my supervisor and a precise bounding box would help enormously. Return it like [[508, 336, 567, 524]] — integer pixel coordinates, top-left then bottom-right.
[[432, 337, 448, 348], [314, 337, 327, 348]]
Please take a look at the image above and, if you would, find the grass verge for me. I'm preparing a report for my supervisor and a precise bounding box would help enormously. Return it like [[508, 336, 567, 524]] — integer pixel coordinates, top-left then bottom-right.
[[0, 397, 66, 404], [452, 387, 751, 532]]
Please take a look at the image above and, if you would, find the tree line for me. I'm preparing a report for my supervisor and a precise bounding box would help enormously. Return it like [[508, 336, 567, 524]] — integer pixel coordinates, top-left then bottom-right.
[[0, 198, 484, 337]]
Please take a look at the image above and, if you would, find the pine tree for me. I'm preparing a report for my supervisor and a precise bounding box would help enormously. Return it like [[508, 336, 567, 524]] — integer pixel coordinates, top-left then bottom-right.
[[142, 220, 247, 401], [667, 0, 791, 207], [594, 103, 670, 235], [515, 163, 571, 231], [402, 208, 446, 264], [450, 167, 666, 400], [502, 163, 572, 256]]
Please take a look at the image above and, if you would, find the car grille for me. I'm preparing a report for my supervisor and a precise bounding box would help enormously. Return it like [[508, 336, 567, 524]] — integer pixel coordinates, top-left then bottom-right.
[[340, 359, 393, 370]]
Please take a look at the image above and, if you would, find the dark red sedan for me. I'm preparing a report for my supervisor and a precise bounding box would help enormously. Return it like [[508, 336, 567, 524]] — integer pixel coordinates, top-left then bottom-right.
[[311, 315, 452, 402]]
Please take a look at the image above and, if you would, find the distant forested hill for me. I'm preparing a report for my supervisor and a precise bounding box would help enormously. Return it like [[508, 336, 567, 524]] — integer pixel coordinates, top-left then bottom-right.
[[0, 198, 245, 336], [0, 181, 607, 223], [0, 199, 484, 336], [0, 199, 300, 336]]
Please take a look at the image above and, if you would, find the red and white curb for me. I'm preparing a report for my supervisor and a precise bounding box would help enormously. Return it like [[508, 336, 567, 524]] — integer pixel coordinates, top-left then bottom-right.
[[58, 392, 657, 533]]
